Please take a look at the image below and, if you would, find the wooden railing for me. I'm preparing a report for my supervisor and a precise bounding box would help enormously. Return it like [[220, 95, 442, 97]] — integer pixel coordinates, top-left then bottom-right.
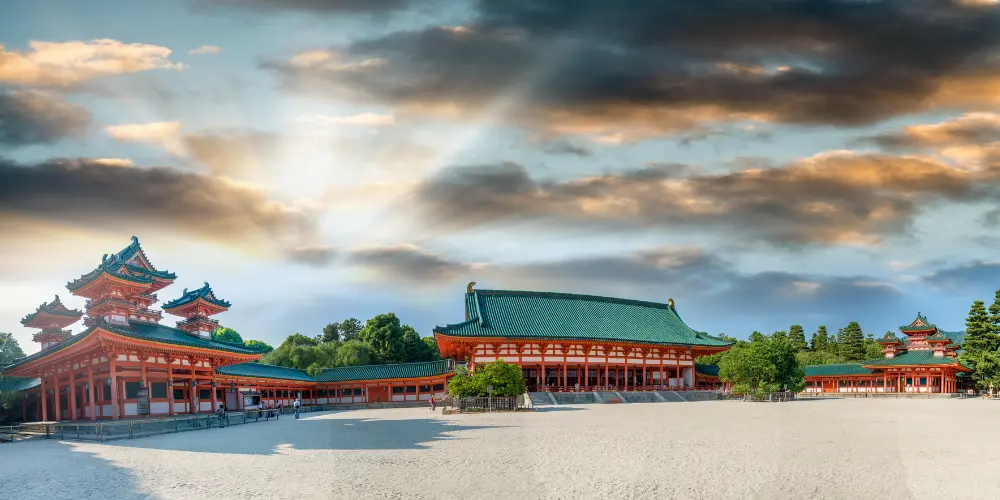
[[540, 385, 719, 392]]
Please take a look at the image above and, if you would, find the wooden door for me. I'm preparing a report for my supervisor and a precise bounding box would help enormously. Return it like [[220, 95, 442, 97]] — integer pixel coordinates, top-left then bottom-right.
[[368, 386, 389, 403]]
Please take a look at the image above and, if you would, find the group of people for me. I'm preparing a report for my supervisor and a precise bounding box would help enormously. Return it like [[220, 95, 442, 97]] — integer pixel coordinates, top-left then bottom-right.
[[219, 398, 304, 426]]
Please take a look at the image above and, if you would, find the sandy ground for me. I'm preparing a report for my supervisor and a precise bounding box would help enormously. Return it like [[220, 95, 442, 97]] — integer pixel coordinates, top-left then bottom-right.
[[2, 399, 1000, 500]]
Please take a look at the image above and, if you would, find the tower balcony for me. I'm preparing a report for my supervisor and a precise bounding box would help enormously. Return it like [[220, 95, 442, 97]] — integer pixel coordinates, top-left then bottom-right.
[[176, 316, 219, 329], [133, 308, 163, 322], [85, 297, 135, 311]]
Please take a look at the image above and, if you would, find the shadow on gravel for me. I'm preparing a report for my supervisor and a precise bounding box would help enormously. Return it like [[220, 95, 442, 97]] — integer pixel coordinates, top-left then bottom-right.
[[533, 406, 586, 412], [104, 413, 504, 455], [0, 440, 145, 499]]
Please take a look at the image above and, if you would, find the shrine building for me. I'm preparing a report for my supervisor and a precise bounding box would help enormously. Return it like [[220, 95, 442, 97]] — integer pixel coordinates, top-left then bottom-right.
[[433, 283, 734, 391], [1, 237, 454, 422], [803, 313, 972, 394]]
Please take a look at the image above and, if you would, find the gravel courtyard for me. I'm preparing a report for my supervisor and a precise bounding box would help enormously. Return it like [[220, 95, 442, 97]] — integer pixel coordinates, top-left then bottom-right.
[[2, 399, 999, 500]]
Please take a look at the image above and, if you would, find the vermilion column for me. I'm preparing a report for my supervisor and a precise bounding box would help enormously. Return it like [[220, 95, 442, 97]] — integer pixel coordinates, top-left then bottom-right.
[[87, 364, 96, 421], [166, 355, 175, 416], [39, 377, 47, 422], [69, 371, 77, 421], [53, 375, 62, 422], [109, 357, 120, 420]]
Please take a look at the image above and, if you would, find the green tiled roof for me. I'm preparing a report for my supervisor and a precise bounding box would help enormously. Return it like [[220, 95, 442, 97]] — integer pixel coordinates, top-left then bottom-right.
[[695, 364, 720, 377], [4, 320, 267, 371], [926, 332, 950, 341], [861, 350, 970, 368], [435, 289, 732, 348], [20, 295, 83, 325], [101, 321, 264, 354], [217, 363, 315, 382], [879, 331, 901, 343], [66, 237, 176, 291], [804, 364, 874, 376], [0, 376, 40, 393], [162, 282, 231, 309], [315, 359, 454, 383], [899, 312, 937, 332]]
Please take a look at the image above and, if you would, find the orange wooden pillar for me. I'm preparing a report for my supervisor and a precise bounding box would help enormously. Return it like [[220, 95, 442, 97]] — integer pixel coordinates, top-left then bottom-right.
[[68, 372, 77, 421], [39, 377, 47, 422], [53, 375, 62, 421], [87, 364, 96, 421], [109, 357, 120, 420], [166, 356, 175, 416]]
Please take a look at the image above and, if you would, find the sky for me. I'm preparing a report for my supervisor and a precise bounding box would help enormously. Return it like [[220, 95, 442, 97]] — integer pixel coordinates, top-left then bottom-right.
[[5, 0, 1000, 355]]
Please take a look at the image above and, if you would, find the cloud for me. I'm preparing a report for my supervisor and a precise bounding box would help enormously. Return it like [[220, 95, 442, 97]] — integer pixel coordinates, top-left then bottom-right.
[[347, 243, 477, 280], [285, 245, 338, 266], [408, 151, 1000, 246], [264, 1, 1000, 140], [344, 243, 906, 322], [0, 39, 182, 87], [922, 260, 1000, 291], [0, 158, 321, 255], [296, 112, 395, 126], [0, 90, 92, 147], [105, 121, 186, 155], [104, 123, 437, 180], [188, 45, 222, 55], [862, 112, 1000, 150], [542, 140, 591, 157], [202, 0, 429, 16], [90, 158, 135, 167]]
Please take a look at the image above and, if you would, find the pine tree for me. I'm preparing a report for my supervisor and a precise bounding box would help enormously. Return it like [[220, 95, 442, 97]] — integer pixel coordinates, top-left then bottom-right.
[[749, 331, 765, 343], [964, 300, 994, 352], [840, 322, 866, 361], [986, 290, 1000, 351], [810, 326, 829, 352], [788, 325, 807, 351]]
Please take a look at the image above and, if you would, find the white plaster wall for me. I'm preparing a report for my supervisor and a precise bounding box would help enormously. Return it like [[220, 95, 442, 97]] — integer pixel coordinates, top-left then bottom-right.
[[151, 402, 169, 414]]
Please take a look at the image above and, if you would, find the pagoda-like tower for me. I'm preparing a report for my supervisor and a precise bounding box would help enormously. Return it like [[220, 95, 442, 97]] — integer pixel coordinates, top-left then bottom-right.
[[20, 295, 83, 349], [66, 236, 177, 326], [881, 313, 960, 358], [162, 282, 230, 338]]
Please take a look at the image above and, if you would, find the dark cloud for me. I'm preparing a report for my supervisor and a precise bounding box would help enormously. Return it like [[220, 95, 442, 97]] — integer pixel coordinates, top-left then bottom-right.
[[345, 243, 906, 328], [266, 0, 1000, 139], [409, 153, 1000, 246], [0, 157, 320, 255], [542, 140, 591, 157], [203, 0, 426, 16], [922, 260, 1000, 291], [348, 244, 475, 280], [858, 112, 1000, 151], [0, 90, 91, 148], [285, 245, 338, 266]]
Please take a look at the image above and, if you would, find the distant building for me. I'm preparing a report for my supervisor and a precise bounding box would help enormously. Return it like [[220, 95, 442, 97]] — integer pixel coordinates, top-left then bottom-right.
[[804, 313, 972, 394], [433, 284, 734, 391]]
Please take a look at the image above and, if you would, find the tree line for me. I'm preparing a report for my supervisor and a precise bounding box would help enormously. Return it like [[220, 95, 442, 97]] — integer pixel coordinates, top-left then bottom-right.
[[958, 291, 1000, 395], [255, 313, 440, 375]]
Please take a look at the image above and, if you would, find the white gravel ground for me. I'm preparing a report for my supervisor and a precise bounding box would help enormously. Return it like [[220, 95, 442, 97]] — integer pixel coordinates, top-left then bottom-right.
[[2, 399, 1000, 500]]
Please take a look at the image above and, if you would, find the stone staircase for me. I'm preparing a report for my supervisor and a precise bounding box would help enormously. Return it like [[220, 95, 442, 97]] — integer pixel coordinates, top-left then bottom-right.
[[553, 392, 598, 404], [619, 392, 660, 403], [528, 392, 556, 406], [658, 391, 687, 402], [598, 391, 622, 403]]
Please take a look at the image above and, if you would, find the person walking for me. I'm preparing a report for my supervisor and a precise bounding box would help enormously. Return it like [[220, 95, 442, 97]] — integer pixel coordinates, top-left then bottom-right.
[[217, 404, 227, 428], [429, 395, 436, 411], [293, 398, 301, 419], [275, 400, 281, 420]]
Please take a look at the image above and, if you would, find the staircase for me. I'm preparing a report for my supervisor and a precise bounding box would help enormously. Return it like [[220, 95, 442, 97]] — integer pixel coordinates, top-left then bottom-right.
[[528, 392, 556, 406], [619, 392, 659, 403], [593, 391, 605, 403]]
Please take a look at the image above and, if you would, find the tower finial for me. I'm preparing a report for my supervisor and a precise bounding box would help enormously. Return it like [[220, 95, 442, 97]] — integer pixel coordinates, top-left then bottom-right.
[[467, 281, 477, 293], [204, 281, 210, 288], [131, 235, 139, 244], [668, 297, 675, 308]]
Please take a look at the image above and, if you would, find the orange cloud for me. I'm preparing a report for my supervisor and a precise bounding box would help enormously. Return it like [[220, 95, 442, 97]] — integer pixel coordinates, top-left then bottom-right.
[[0, 39, 182, 87]]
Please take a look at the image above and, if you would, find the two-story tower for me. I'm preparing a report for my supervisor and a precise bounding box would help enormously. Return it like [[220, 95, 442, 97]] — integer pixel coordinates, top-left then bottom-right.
[[66, 236, 176, 326], [20, 295, 83, 349], [162, 282, 231, 338]]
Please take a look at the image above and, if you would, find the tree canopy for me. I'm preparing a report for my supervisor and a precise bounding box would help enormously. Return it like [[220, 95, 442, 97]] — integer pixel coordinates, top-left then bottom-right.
[[447, 360, 527, 397], [0, 332, 25, 367], [718, 333, 804, 397]]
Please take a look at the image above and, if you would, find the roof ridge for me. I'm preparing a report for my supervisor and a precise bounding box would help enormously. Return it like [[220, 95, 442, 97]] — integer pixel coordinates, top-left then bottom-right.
[[319, 359, 448, 372], [473, 288, 674, 309]]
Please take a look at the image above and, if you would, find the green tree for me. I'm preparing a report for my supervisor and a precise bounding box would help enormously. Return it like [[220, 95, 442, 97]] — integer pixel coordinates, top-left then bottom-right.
[[989, 289, 1000, 337], [795, 349, 845, 367], [211, 327, 244, 344], [0, 332, 26, 367], [810, 326, 829, 352], [358, 313, 406, 364], [862, 335, 883, 360], [788, 325, 807, 351], [447, 360, 526, 397], [772, 330, 788, 341], [720, 335, 804, 397], [423, 337, 441, 360], [319, 322, 341, 343], [839, 322, 866, 361], [402, 325, 432, 362], [961, 349, 1000, 396], [336, 340, 374, 366], [243, 339, 274, 353], [966, 300, 998, 352], [748, 331, 766, 343], [339, 318, 363, 342]]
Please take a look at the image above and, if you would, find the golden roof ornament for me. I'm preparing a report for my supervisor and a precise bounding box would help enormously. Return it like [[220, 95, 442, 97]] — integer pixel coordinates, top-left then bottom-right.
[[668, 298, 675, 308], [467, 281, 477, 293]]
